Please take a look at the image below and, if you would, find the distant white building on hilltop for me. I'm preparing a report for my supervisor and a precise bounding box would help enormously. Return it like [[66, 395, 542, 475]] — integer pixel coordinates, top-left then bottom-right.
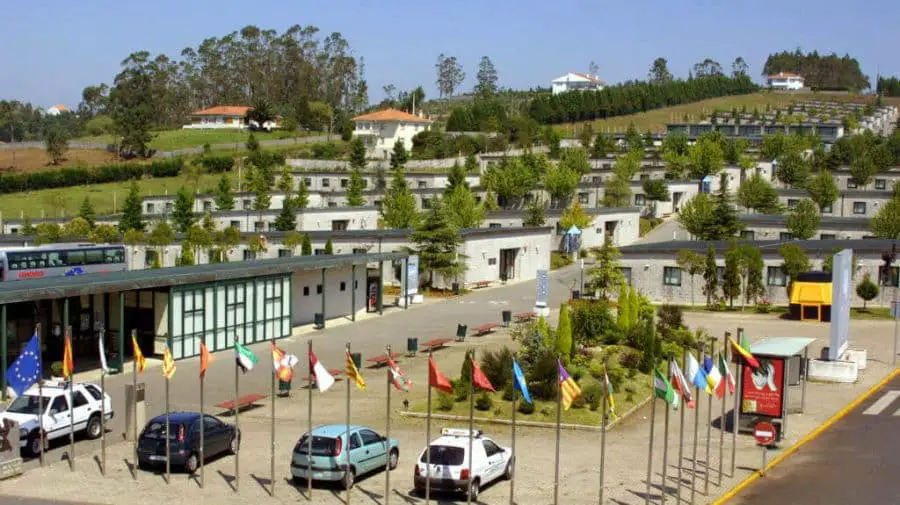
[[45, 104, 69, 116], [551, 72, 605, 95], [351, 108, 432, 159], [766, 72, 805, 91]]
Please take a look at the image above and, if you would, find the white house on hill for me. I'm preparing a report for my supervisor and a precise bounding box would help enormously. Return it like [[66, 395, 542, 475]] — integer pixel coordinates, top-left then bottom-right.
[[766, 72, 805, 91], [45, 104, 69, 116], [351, 108, 432, 159], [183, 105, 280, 130], [551, 72, 605, 95]]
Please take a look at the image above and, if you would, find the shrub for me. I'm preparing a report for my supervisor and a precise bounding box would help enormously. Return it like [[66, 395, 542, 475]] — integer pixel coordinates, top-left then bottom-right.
[[755, 297, 772, 313], [0, 157, 183, 194], [501, 384, 514, 401], [480, 347, 514, 390], [437, 392, 455, 411], [581, 382, 605, 411], [200, 153, 235, 173], [550, 251, 573, 270], [517, 401, 535, 414], [311, 142, 342, 160], [618, 350, 640, 370], [570, 299, 619, 348], [475, 392, 494, 411], [50, 361, 64, 377], [452, 378, 469, 402], [522, 347, 558, 400], [539, 406, 553, 416]]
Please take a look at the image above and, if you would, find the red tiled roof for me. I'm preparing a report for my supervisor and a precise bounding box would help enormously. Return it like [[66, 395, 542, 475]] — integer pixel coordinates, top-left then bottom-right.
[[352, 108, 432, 123], [192, 105, 251, 116], [766, 72, 803, 79], [572, 72, 604, 83], [50, 104, 69, 111]]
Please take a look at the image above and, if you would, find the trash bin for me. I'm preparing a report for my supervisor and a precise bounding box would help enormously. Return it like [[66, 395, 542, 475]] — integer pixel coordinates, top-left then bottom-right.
[[456, 324, 467, 341], [350, 352, 362, 369], [452, 282, 460, 295], [278, 379, 292, 396], [407, 338, 418, 354], [314, 313, 325, 329], [502, 310, 512, 327]]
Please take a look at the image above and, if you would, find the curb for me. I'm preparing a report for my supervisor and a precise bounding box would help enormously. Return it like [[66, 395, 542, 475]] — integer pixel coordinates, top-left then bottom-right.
[[399, 394, 652, 432], [709, 366, 900, 505]]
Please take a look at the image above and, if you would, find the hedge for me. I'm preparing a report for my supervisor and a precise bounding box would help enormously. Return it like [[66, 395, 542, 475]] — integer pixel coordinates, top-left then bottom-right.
[[0, 157, 184, 194], [199, 153, 235, 173]]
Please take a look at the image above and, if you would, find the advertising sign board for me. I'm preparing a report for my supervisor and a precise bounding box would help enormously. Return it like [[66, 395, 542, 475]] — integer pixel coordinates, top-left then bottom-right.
[[741, 357, 785, 418], [829, 249, 852, 360], [405, 255, 419, 297]]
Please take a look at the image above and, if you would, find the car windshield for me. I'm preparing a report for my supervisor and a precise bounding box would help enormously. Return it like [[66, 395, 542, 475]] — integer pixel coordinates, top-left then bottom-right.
[[420, 445, 465, 465], [7, 395, 42, 415], [142, 421, 182, 440], [295, 435, 336, 456]]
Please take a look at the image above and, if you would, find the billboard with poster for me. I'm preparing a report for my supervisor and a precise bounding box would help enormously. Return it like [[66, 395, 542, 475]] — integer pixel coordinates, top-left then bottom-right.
[[740, 357, 785, 418]]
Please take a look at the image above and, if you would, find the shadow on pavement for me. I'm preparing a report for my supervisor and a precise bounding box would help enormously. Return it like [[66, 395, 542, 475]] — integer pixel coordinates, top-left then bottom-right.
[[250, 473, 273, 495], [217, 469, 236, 492]]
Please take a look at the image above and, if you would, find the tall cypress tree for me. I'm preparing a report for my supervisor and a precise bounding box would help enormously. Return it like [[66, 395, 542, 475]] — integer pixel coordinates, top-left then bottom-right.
[[381, 167, 420, 229], [703, 245, 719, 307], [722, 243, 742, 308], [301, 233, 312, 256], [119, 180, 144, 232], [708, 173, 743, 239], [346, 169, 366, 206], [171, 187, 196, 233], [214, 174, 234, 211], [78, 197, 96, 227]]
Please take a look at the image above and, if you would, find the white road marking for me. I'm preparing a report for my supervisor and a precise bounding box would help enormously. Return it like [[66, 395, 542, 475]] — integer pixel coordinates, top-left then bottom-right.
[[862, 390, 900, 415]]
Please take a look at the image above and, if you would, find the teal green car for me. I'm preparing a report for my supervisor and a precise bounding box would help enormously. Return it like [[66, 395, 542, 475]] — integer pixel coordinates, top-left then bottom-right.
[[291, 424, 400, 489]]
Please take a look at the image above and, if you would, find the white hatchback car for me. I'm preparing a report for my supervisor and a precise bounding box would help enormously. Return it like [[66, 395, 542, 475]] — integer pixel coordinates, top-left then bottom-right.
[[413, 428, 513, 500]]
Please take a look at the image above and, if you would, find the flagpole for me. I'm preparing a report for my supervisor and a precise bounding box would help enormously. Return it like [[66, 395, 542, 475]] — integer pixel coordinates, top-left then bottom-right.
[[306, 339, 313, 501], [510, 353, 518, 505], [467, 351, 475, 505], [425, 351, 433, 505], [235, 334, 241, 493], [270, 337, 276, 497], [200, 350, 205, 489], [100, 326, 106, 477], [67, 326, 75, 472], [676, 351, 687, 504], [165, 352, 170, 484], [385, 345, 392, 505], [131, 329, 137, 480], [718, 333, 729, 486], [731, 328, 744, 478], [661, 363, 671, 505], [690, 347, 700, 505], [644, 333, 657, 505], [704, 338, 716, 495], [346, 342, 352, 505], [36, 324, 44, 468], [599, 357, 608, 505]]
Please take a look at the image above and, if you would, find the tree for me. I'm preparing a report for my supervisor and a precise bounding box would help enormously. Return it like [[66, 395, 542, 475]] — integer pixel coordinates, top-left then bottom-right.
[[587, 237, 624, 300], [44, 124, 68, 165], [524, 200, 546, 227], [774, 151, 811, 188], [89, 224, 120, 244], [214, 174, 235, 211], [251, 168, 271, 212], [856, 274, 879, 309], [591, 132, 614, 159], [805, 169, 840, 212], [295, 178, 310, 210], [676, 249, 705, 306], [273, 200, 297, 231], [446, 161, 468, 195], [276, 165, 294, 194], [348, 137, 367, 171], [693, 58, 724, 77], [382, 167, 421, 229], [324, 239, 334, 255], [465, 153, 478, 172], [742, 246, 766, 306], [706, 174, 743, 240], [736, 173, 782, 213], [147, 220, 174, 267], [443, 185, 484, 229], [78, 196, 96, 227], [849, 157, 877, 188], [119, 180, 144, 232], [870, 198, 900, 239], [778, 243, 810, 293], [787, 199, 820, 240], [435, 54, 466, 98], [679, 193, 716, 239], [624, 123, 643, 152], [579, 123, 594, 151], [62, 217, 92, 240], [390, 138, 409, 169], [283, 231, 303, 255], [642, 179, 670, 217], [410, 205, 465, 288], [545, 126, 562, 158], [543, 163, 580, 208], [305, 101, 333, 132], [186, 224, 212, 263], [177, 240, 195, 266], [109, 52, 154, 157], [648, 57, 673, 83], [346, 169, 366, 207], [556, 304, 573, 360], [172, 187, 196, 233], [702, 246, 719, 307], [474, 56, 499, 97], [481, 156, 541, 209], [722, 243, 742, 308], [560, 200, 592, 230], [300, 233, 312, 256], [246, 132, 260, 151], [34, 223, 61, 245], [688, 134, 725, 179], [212, 226, 240, 263], [731, 56, 750, 78], [246, 97, 276, 127]]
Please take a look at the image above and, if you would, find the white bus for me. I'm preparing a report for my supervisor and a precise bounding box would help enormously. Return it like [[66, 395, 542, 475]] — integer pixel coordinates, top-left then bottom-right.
[[0, 244, 127, 281]]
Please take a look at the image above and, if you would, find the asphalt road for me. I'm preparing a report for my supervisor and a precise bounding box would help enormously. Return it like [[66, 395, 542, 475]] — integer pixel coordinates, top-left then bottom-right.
[[730, 374, 900, 505], [0, 498, 101, 505]]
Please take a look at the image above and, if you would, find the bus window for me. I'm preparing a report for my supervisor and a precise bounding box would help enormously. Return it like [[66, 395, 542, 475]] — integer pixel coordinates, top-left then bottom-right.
[[85, 249, 104, 265], [47, 251, 62, 267], [65, 250, 85, 266], [104, 248, 124, 264]]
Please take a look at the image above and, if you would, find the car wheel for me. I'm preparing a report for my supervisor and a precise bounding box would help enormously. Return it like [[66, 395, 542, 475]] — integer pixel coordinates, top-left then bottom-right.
[[388, 448, 399, 470], [86, 414, 102, 440], [27, 434, 42, 457], [229, 435, 239, 455], [467, 479, 480, 501], [342, 468, 355, 490], [185, 453, 199, 474], [503, 459, 514, 480]]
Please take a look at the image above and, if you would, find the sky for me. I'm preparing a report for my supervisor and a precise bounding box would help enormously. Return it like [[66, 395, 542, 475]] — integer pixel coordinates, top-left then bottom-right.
[[2, 0, 899, 109]]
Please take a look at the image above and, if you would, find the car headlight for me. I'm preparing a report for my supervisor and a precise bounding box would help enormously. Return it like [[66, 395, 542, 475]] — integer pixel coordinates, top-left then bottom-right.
[[19, 428, 28, 437]]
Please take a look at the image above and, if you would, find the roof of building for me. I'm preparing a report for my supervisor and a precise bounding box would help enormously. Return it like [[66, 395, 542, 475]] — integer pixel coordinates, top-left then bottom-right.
[[49, 104, 69, 111], [741, 214, 870, 230], [192, 105, 251, 116], [619, 239, 895, 257], [766, 72, 803, 79], [553, 72, 605, 85], [352, 108, 432, 123]]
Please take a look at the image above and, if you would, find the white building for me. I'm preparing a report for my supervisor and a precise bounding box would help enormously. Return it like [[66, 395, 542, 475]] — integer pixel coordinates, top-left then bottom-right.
[[766, 72, 805, 91], [182, 105, 280, 131], [351, 108, 432, 159], [45, 104, 70, 116], [551, 72, 605, 95]]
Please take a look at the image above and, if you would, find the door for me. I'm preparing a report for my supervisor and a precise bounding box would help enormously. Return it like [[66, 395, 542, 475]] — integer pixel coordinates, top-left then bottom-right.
[[481, 439, 505, 484], [70, 390, 93, 432], [45, 395, 70, 441], [346, 432, 365, 472], [358, 429, 387, 473], [203, 415, 229, 455]]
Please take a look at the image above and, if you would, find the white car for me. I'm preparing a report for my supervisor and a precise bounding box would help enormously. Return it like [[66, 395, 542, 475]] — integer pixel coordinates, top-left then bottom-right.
[[0, 381, 114, 456], [413, 428, 513, 500]]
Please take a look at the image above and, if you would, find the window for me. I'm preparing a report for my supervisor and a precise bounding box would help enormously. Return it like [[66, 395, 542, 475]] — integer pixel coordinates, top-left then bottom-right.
[[244, 250, 256, 261], [488, 223, 502, 229], [879, 266, 900, 287], [278, 249, 292, 257], [787, 199, 799, 209], [202, 201, 212, 211], [331, 220, 349, 231], [327, 201, 337, 208], [483, 440, 503, 457], [820, 234, 836, 240], [875, 179, 887, 190], [83, 384, 103, 401], [340, 178, 349, 188], [417, 180, 427, 189], [303, 177, 312, 187], [145, 250, 158, 268], [9, 228, 16, 235], [314, 249, 326, 255], [767, 266, 787, 286], [146, 203, 155, 213], [578, 192, 589, 204], [204, 416, 222, 431], [165, 202, 173, 213], [619, 267, 632, 286], [242, 199, 252, 210], [316, 284, 323, 294], [488, 258, 497, 266], [853, 202, 867, 215], [322, 178, 330, 188], [303, 286, 310, 296], [72, 392, 89, 408], [822, 203, 833, 214], [592, 176, 602, 184], [663, 267, 682, 286], [360, 430, 382, 446], [635, 194, 646, 206], [779, 232, 794, 240], [229, 220, 240, 229], [420, 445, 464, 465], [49, 396, 69, 414], [254, 221, 265, 232], [639, 174, 650, 181], [847, 180, 858, 189], [422, 198, 432, 209], [348, 433, 362, 450], [340, 281, 347, 292], [740, 230, 755, 240], [352, 248, 368, 255], [85, 249, 104, 265]]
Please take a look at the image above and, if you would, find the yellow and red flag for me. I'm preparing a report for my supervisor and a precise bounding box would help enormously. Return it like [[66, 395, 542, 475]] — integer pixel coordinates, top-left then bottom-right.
[[132, 334, 146, 373], [162, 346, 176, 379], [62, 333, 74, 379], [346, 352, 366, 390], [199, 342, 211, 379]]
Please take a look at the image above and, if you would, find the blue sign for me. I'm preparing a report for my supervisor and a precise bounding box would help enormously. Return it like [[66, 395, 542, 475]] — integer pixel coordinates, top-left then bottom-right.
[[536, 269, 549, 306], [64, 267, 85, 276], [406, 255, 419, 296]]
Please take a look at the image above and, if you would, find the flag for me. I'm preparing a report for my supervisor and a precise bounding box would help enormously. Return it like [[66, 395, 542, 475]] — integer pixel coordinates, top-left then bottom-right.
[[346, 352, 366, 390], [235, 342, 258, 373], [4, 334, 41, 398], [132, 334, 146, 373], [686, 352, 711, 395], [558, 361, 581, 411], [512, 358, 532, 404], [98, 335, 109, 374], [471, 354, 495, 392], [387, 358, 412, 392], [272, 343, 299, 382], [669, 358, 695, 409], [729, 336, 760, 369], [653, 369, 679, 409], [62, 334, 74, 379], [199, 343, 210, 379], [603, 366, 617, 418], [704, 355, 722, 395], [717, 353, 736, 397], [162, 347, 176, 379], [428, 356, 453, 393], [309, 350, 335, 392]]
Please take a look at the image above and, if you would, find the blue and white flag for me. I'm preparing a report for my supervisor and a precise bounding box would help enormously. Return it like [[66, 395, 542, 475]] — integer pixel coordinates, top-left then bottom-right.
[[512, 358, 532, 404], [5, 334, 42, 398]]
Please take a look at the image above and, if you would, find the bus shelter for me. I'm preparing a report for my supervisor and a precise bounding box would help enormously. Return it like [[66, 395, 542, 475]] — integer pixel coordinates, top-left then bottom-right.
[[737, 336, 814, 441]]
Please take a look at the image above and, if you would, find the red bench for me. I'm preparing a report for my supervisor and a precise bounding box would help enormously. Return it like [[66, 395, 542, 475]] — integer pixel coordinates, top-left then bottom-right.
[[472, 323, 500, 336], [470, 280, 492, 289], [366, 352, 403, 367], [215, 393, 267, 414], [514, 312, 536, 323], [420, 338, 453, 352]]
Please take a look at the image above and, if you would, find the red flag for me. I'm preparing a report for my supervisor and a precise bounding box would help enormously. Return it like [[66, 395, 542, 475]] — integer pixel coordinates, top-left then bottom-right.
[[428, 356, 453, 393], [470, 354, 495, 392], [199, 343, 210, 379]]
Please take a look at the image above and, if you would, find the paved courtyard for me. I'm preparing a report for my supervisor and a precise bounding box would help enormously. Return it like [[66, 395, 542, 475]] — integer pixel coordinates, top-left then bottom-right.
[[0, 264, 895, 505]]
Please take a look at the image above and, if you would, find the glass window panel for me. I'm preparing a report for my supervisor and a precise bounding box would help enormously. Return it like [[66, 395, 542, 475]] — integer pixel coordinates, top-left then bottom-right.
[[184, 312, 194, 334], [205, 288, 214, 334], [216, 289, 225, 326], [172, 293, 182, 337], [185, 293, 193, 311]]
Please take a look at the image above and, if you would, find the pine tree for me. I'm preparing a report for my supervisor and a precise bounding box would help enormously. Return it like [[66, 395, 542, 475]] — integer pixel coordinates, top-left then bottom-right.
[[410, 205, 465, 288], [349, 137, 367, 171], [177, 240, 195, 266], [276, 165, 294, 193], [324, 238, 334, 255], [708, 173, 743, 239], [346, 169, 366, 206], [172, 187, 196, 233], [443, 185, 484, 229], [214, 174, 234, 211], [246, 132, 260, 151], [301, 233, 312, 256], [556, 303, 573, 360], [445, 161, 468, 195], [273, 199, 296, 231], [390, 139, 409, 169], [78, 196, 96, 227], [251, 169, 271, 211], [464, 153, 478, 172], [722, 243, 742, 308], [703, 246, 719, 307], [382, 167, 420, 229], [523, 200, 546, 227], [295, 178, 310, 209], [587, 237, 624, 300], [119, 180, 144, 232]]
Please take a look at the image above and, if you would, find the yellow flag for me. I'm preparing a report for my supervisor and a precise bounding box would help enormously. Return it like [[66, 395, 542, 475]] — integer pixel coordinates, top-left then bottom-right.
[[132, 334, 146, 373], [162, 347, 176, 379], [346, 352, 366, 390]]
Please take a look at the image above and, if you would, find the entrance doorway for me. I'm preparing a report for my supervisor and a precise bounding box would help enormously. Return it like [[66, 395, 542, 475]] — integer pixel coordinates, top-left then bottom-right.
[[499, 248, 517, 282]]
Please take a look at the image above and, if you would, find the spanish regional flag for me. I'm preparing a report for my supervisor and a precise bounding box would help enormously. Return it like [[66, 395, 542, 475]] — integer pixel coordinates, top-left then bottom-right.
[[346, 351, 366, 390], [272, 342, 299, 383], [62, 333, 74, 379], [132, 334, 146, 373], [558, 360, 582, 411], [729, 336, 760, 369], [162, 346, 176, 379], [199, 342, 211, 379]]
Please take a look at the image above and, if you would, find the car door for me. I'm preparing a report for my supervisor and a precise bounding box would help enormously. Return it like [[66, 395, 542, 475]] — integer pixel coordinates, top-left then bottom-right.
[[70, 390, 92, 432], [358, 429, 387, 474], [203, 416, 227, 455], [345, 432, 365, 473], [481, 439, 505, 484], [45, 395, 70, 440]]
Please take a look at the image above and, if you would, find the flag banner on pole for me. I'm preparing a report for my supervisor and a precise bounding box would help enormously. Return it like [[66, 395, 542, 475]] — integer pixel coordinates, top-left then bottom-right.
[[717, 353, 736, 397], [62, 334, 74, 379], [512, 358, 532, 404], [4, 334, 41, 398], [428, 356, 453, 393], [686, 352, 711, 395], [199, 343, 211, 379], [98, 335, 109, 374], [471, 354, 495, 392], [309, 350, 335, 392], [558, 361, 581, 411], [132, 334, 146, 373], [653, 369, 679, 409], [235, 342, 258, 373], [387, 358, 412, 392], [669, 359, 695, 409], [272, 343, 299, 382], [603, 366, 617, 418], [346, 352, 366, 390], [704, 356, 722, 395], [729, 336, 760, 369], [162, 347, 176, 379]]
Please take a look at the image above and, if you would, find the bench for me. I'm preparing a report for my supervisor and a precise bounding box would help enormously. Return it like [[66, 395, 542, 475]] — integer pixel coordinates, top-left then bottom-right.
[[472, 322, 500, 336], [420, 338, 453, 352], [215, 393, 267, 414], [470, 280, 492, 289], [514, 312, 536, 323], [366, 352, 403, 367]]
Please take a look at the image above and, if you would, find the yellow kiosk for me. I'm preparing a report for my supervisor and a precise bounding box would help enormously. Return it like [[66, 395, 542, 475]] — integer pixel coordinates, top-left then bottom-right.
[[788, 271, 832, 322]]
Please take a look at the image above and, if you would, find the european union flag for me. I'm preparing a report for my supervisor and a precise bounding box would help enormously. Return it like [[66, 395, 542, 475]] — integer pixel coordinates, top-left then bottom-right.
[[5, 334, 41, 398], [512, 358, 532, 404]]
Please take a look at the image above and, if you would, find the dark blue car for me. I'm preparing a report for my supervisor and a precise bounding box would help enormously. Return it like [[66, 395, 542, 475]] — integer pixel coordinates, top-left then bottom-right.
[[138, 412, 239, 473]]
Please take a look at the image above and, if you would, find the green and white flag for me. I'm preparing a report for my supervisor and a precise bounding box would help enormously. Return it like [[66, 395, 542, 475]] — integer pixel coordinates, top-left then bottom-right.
[[653, 368, 679, 410], [235, 342, 258, 373]]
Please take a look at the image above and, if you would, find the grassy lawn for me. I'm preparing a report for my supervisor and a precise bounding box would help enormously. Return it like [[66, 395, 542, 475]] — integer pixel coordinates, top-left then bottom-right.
[[0, 173, 223, 219], [75, 129, 317, 152], [670, 304, 892, 321]]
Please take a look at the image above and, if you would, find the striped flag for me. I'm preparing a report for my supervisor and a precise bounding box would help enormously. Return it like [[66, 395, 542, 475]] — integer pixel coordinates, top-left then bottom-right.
[[162, 347, 176, 379], [387, 358, 412, 392], [62, 333, 74, 379], [717, 353, 736, 397], [686, 352, 711, 395], [132, 333, 146, 373], [670, 358, 695, 409], [309, 350, 335, 392], [346, 352, 366, 390], [235, 342, 258, 373], [729, 336, 760, 368], [704, 355, 722, 395], [558, 361, 582, 411], [653, 368, 678, 409]]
